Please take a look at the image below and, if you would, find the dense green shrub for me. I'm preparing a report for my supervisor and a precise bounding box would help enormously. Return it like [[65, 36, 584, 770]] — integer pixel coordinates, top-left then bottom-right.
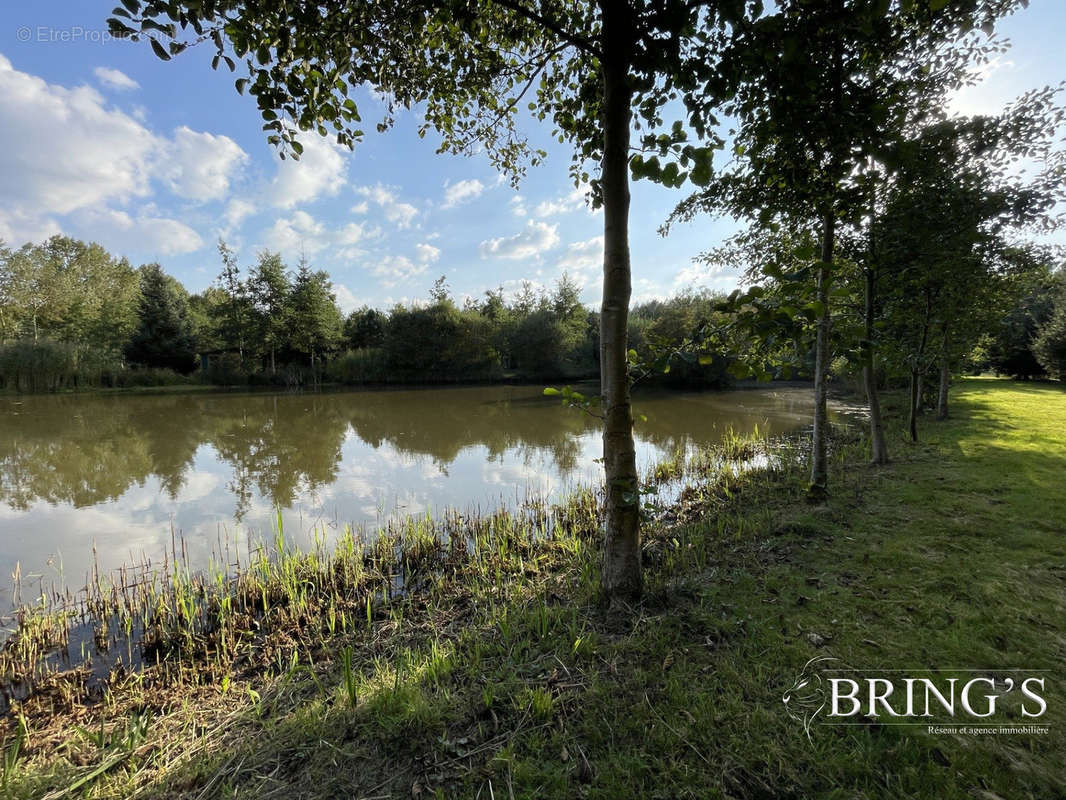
[[326, 348, 390, 384], [1033, 303, 1066, 380], [981, 267, 1059, 379], [105, 367, 196, 388], [383, 301, 501, 381], [509, 309, 588, 379], [628, 291, 734, 389]]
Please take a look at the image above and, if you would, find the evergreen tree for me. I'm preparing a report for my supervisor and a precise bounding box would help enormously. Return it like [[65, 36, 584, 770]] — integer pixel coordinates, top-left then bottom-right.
[[125, 264, 198, 373], [1034, 282, 1066, 380], [287, 259, 343, 368]]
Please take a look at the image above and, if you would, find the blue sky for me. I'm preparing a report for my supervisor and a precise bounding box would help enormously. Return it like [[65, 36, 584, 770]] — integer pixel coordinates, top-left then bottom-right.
[[1, 1, 1062, 313]]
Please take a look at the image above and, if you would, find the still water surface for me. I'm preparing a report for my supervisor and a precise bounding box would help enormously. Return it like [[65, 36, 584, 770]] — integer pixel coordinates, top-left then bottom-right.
[[0, 384, 832, 602]]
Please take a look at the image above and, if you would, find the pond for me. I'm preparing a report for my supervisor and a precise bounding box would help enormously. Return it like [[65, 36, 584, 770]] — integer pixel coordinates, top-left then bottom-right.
[[0, 384, 838, 605]]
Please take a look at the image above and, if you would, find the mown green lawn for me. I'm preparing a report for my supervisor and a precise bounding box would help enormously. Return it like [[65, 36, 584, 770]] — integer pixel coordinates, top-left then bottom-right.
[[8, 378, 1065, 799], [489, 377, 1066, 799]]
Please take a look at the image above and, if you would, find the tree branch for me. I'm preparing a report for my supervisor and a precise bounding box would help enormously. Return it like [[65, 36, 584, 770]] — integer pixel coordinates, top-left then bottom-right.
[[485, 0, 602, 59]]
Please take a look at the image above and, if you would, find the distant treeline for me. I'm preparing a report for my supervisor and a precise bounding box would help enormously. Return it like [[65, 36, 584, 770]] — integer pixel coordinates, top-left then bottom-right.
[[0, 236, 735, 392], [969, 264, 1066, 382], [4, 234, 1060, 394]]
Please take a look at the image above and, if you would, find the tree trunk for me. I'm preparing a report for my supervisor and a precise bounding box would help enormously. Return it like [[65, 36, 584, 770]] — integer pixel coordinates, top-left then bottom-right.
[[598, 0, 640, 600], [809, 208, 834, 502], [863, 175, 887, 465], [909, 298, 931, 441], [863, 268, 887, 465], [909, 367, 920, 442], [936, 354, 950, 420]]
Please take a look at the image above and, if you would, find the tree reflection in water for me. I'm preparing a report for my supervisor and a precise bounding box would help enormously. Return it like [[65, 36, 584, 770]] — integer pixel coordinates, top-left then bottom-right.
[[0, 385, 822, 594]]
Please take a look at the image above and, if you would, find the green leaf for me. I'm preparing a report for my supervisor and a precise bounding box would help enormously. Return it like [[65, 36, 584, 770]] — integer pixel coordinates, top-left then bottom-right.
[[149, 37, 171, 61], [543, 387, 561, 396], [690, 159, 711, 187], [728, 361, 751, 379]]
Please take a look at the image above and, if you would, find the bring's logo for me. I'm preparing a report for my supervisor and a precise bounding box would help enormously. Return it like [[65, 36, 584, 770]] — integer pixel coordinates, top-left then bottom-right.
[[783, 660, 1049, 741], [781, 656, 838, 742]]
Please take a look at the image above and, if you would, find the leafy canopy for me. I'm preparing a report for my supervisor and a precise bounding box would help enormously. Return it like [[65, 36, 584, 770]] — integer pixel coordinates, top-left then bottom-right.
[[109, 0, 732, 194]]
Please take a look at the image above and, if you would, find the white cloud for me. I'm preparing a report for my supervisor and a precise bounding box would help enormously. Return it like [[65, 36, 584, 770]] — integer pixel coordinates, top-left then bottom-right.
[[415, 243, 441, 264], [76, 208, 204, 256], [479, 221, 560, 260], [351, 201, 369, 214], [509, 196, 528, 217], [355, 183, 418, 228], [333, 283, 359, 314], [0, 55, 251, 253], [674, 262, 734, 288], [93, 66, 139, 91], [442, 178, 484, 209], [337, 222, 383, 262], [222, 198, 256, 235], [162, 126, 248, 203], [263, 210, 328, 256], [556, 235, 603, 276], [0, 209, 62, 247], [370, 255, 427, 287], [338, 222, 371, 246], [139, 218, 204, 255], [534, 184, 590, 218], [632, 277, 669, 305], [0, 54, 156, 218], [261, 213, 383, 262], [270, 136, 347, 208]]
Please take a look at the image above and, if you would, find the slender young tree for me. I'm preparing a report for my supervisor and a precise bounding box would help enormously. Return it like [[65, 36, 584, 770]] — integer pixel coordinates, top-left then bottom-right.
[[876, 118, 1062, 440], [248, 251, 291, 374], [287, 257, 343, 371], [216, 240, 251, 362], [669, 0, 1022, 499], [112, 0, 731, 599]]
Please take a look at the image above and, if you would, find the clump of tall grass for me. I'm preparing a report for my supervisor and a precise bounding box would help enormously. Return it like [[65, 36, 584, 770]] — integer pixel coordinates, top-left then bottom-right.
[[0, 489, 604, 713], [0, 425, 803, 720], [325, 347, 390, 384], [0, 340, 100, 392], [0, 339, 195, 392]]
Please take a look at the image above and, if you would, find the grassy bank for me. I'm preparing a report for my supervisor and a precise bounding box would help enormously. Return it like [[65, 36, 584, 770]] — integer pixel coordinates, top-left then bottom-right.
[[3, 378, 1064, 799]]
